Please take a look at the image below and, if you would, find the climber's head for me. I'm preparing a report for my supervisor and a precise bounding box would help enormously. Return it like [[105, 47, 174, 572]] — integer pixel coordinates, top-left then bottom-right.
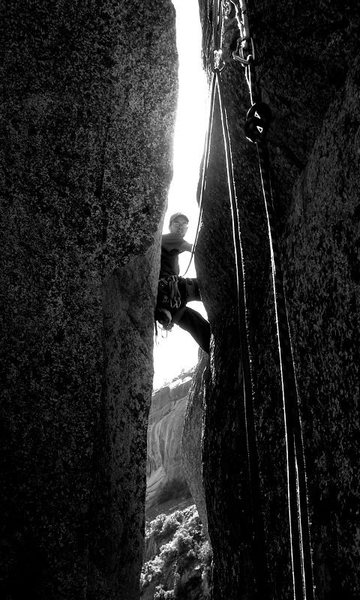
[[169, 212, 189, 238]]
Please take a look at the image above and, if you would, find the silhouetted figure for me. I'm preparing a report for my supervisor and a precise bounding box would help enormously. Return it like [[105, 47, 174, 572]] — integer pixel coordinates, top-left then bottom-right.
[[155, 212, 210, 353]]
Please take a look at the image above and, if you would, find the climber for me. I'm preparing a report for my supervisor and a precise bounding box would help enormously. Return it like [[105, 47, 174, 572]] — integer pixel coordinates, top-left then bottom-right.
[[155, 212, 210, 353]]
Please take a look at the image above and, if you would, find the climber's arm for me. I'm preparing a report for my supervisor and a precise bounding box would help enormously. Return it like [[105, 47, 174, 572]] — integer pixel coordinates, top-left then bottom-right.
[[181, 240, 192, 253], [162, 233, 192, 254]]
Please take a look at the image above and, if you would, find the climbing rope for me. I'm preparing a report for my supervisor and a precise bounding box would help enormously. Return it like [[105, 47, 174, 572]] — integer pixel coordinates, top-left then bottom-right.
[[215, 67, 267, 598], [192, 2, 269, 595], [228, 0, 315, 598], [181, 0, 224, 277], [256, 139, 315, 600], [181, 72, 217, 277], [204, 1, 315, 598]]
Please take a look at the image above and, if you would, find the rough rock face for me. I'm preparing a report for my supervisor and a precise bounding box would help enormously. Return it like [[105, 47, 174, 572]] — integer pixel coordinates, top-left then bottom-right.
[[0, 2, 177, 599], [181, 354, 210, 539], [193, 1, 360, 599], [146, 373, 193, 520]]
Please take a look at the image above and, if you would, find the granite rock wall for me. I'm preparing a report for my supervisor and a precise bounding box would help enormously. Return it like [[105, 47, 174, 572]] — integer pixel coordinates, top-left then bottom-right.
[[194, 1, 360, 598], [181, 354, 210, 539], [0, 2, 177, 599]]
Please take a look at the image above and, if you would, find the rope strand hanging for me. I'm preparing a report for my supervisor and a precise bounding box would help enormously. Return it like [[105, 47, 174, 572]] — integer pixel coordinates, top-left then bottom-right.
[[256, 135, 315, 600], [229, 0, 315, 597], [209, 2, 268, 595], [203, 0, 316, 598], [215, 68, 268, 598], [182, 73, 217, 277]]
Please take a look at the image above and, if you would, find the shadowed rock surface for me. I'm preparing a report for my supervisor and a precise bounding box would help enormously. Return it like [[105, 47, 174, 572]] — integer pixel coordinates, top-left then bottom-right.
[[194, 1, 360, 598], [0, 1, 177, 599], [2, 1, 360, 599]]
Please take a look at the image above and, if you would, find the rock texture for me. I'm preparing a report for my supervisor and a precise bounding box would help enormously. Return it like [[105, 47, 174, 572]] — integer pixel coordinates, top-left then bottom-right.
[[2, 1, 359, 599], [146, 373, 193, 520], [193, 1, 360, 599], [0, 2, 177, 599], [181, 354, 210, 539]]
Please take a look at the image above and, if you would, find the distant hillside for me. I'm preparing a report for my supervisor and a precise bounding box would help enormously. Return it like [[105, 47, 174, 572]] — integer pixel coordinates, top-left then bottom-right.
[[146, 370, 195, 519]]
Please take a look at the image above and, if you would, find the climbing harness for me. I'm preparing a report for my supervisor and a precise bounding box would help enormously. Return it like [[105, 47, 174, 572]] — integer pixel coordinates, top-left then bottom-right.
[[155, 276, 180, 327], [154, 275, 181, 332], [205, 1, 315, 599], [155, 275, 202, 333], [157, 275, 182, 311]]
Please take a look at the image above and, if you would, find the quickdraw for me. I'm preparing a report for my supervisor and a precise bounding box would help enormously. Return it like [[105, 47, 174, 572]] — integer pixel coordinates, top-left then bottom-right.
[[206, 1, 315, 599]]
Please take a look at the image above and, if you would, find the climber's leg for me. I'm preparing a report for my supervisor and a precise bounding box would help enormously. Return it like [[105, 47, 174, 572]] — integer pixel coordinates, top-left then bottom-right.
[[173, 306, 210, 353]]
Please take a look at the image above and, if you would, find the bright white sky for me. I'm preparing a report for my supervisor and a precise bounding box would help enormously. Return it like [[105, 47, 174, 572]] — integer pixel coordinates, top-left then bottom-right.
[[152, 0, 209, 390]]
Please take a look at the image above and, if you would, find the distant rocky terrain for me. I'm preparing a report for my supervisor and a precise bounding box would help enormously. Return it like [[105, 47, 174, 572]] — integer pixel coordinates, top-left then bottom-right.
[[146, 371, 194, 520]]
